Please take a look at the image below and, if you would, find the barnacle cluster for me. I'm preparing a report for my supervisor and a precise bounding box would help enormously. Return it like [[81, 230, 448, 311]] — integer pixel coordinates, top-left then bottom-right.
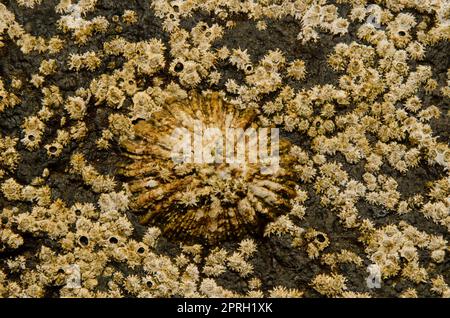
[[119, 90, 299, 242], [0, 0, 449, 298]]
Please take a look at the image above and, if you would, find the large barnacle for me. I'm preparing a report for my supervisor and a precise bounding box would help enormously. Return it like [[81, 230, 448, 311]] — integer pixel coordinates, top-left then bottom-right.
[[118, 91, 298, 242]]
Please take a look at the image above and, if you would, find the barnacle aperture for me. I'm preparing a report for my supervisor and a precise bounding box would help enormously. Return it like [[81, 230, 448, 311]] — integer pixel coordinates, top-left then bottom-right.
[[119, 91, 298, 242]]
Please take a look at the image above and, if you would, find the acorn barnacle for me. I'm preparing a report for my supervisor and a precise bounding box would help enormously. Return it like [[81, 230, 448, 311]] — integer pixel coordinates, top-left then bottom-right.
[[118, 91, 298, 242]]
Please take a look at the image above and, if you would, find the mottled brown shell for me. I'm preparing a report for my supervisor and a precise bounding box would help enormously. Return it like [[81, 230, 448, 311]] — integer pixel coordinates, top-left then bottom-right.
[[119, 91, 298, 242]]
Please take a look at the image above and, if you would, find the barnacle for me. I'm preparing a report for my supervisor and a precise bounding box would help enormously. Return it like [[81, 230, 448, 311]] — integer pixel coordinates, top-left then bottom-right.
[[0, 0, 448, 299], [287, 59, 307, 81], [122, 10, 138, 25], [118, 91, 298, 242], [68, 52, 101, 72]]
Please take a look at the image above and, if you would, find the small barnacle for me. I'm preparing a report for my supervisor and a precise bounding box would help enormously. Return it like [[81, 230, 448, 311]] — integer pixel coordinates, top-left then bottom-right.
[[208, 71, 221, 86], [365, 153, 383, 172], [162, 12, 180, 33], [424, 79, 438, 94], [246, 64, 282, 95], [256, 20, 267, 31], [203, 247, 228, 277], [191, 22, 223, 45], [68, 52, 101, 72], [90, 173, 117, 194], [295, 163, 316, 183], [118, 75, 138, 97], [264, 215, 302, 238], [77, 232, 90, 247], [269, 286, 303, 298], [261, 49, 285, 71], [200, 278, 236, 298], [388, 26, 411, 48], [106, 86, 125, 108], [118, 91, 298, 242], [298, 26, 320, 44], [41, 85, 63, 108], [96, 129, 113, 150], [349, 5, 366, 22], [10, 78, 22, 90], [54, 0, 73, 13], [122, 10, 138, 25], [431, 249, 446, 264], [406, 41, 425, 60], [0, 136, 20, 173], [287, 59, 307, 81], [418, 105, 440, 121], [229, 48, 251, 70], [341, 291, 371, 298], [6, 255, 26, 273], [225, 20, 236, 29], [98, 191, 129, 214], [39, 59, 57, 76], [123, 275, 142, 295], [320, 4, 338, 23], [243, 63, 254, 75], [330, 18, 349, 35], [401, 261, 428, 284], [311, 273, 347, 297], [227, 252, 253, 277], [305, 229, 330, 259], [174, 253, 190, 268], [15, 33, 37, 54], [397, 200, 411, 215], [224, 79, 240, 95], [428, 177, 450, 201], [169, 59, 201, 88], [16, 0, 42, 8], [128, 39, 166, 76], [431, 275, 450, 297], [30, 74, 44, 88], [238, 238, 257, 258], [103, 37, 128, 56], [1, 178, 23, 201], [37, 105, 54, 123]]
